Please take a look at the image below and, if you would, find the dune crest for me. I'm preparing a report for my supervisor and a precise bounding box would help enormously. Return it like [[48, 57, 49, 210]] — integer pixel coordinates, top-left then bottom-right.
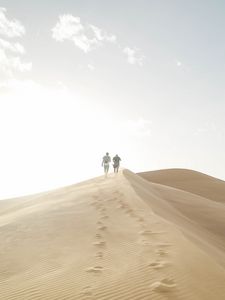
[[1, 169, 225, 299]]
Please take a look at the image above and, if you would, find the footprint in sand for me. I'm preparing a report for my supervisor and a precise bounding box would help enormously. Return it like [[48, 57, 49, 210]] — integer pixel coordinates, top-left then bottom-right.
[[117, 199, 124, 204], [125, 208, 133, 214], [155, 243, 172, 256], [116, 204, 126, 209], [148, 260, 171, 269], [156, 243, 172, 248], [129, 211, 137, 218], [100, 215, 109, 220], [155, 249, 168, 256], [85, 266, 104, 273], [95, 251, 104, 259], [95, 233, 102, 239], [107, 197, 117, 202], [97, 225, 107, 231], [139, 239, 152, 246], [150, 278, 176, 292], [139, 230, 153, 236], [136, 217, 145, 223], [139, 230, 166, 236], [97, 203, 104, 208], [113, 191, 123, 196], [93, 241, 106, 247]]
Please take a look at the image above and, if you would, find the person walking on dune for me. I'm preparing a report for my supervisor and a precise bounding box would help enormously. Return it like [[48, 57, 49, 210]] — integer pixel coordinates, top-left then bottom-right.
[[102, 152, 111, 177], [113, 154, 121, 173]]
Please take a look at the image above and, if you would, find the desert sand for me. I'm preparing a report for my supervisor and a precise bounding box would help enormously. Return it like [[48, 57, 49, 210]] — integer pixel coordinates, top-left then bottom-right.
[[1, 169, 225, 299]]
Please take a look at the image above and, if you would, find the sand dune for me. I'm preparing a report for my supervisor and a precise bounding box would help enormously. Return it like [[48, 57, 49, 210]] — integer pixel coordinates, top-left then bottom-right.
[[137, 169, 225, 256], [139, 168, 225, 203], [1, 169, 225, 299]]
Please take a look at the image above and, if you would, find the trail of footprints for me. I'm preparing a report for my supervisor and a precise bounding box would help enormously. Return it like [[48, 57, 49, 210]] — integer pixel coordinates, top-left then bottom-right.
[[82, 193, 110, 298], [115, 191, 177, 294], [89, 196, 108, 272], [82, 190, 176, 298]]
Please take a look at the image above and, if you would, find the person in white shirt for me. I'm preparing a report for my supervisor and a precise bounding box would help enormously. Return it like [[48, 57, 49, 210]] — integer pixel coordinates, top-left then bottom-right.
[[102, 152, 111, 176]]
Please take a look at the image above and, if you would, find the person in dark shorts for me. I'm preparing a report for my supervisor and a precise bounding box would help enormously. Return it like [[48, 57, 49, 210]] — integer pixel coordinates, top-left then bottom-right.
[[112, 154, 121, 173]]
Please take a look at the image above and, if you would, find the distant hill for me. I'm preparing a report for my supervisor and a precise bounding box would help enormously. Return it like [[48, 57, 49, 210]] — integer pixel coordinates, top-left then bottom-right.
[[138, 168, 225, 203]]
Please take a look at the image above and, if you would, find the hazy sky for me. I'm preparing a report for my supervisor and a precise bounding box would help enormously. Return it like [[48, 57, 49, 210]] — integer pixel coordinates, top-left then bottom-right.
[[0, 0, 225, 199]]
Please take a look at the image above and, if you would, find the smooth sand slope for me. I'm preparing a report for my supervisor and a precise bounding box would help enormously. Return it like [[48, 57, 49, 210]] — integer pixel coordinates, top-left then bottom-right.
[[139, 168, 225, 203], [0, 169, 225, 299], [138, 169, 225, 256]]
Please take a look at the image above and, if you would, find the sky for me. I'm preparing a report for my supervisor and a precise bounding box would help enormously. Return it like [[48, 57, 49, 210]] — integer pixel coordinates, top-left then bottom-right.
[[0, 0, 225, 199]]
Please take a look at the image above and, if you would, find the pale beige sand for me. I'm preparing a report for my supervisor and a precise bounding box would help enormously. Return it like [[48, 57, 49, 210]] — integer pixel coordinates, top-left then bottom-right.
[[0, 169, 225, 299], [139, 168, 225, 203]]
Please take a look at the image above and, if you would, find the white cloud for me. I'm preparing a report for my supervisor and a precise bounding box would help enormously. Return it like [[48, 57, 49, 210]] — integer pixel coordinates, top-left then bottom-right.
[[0, 7, 25, 38], [0, 8, 31, 76], [89, 24, 117, 43], [0, 38, 25, 54], [52, 14, 117, 53], [0, 49, 32, 74], [52, 14, 147, 67], [176, 60, 182, 67], [123, 47, 144, 66], [52, 15, 83, 41]]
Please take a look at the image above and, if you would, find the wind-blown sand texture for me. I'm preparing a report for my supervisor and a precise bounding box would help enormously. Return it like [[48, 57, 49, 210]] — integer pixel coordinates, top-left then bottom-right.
[[1, 169, 225, 299]]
